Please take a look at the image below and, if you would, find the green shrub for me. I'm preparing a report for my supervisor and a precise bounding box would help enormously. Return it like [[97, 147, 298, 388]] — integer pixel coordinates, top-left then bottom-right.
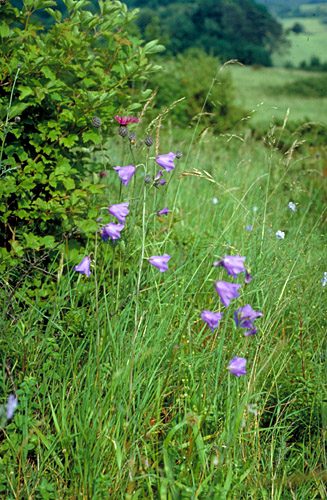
[[148, 50, 244, 131], [0, 0, 163, 281]]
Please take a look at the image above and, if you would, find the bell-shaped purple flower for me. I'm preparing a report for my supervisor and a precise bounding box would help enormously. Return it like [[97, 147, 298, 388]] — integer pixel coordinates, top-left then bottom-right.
[[73, 256, 91, 277], [100, 223, 124, 242], [108, 202, 130, 223], [149, 254, 171, 273], [214, 281, 241, 308], [234, 304, 262, 336], [6, 395, 18, 420], [213, 255, 246, 279], [228, 356, 247, 377], [154, 170, 166, 186], [201, 310, 223, 333], [114, 165, 136, 186], [155, 152, 176, 172], [157, 207, 169, 216], [245, 270, 254, 284]]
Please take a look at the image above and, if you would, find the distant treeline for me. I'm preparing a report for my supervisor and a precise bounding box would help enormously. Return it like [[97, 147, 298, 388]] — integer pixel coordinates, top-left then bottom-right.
[[124, 0, 285, 66]]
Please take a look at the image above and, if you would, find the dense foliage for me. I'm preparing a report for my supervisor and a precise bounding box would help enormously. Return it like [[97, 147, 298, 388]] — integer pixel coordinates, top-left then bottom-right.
[[0, 0, 163, 281], [124, 0, 285, 66]]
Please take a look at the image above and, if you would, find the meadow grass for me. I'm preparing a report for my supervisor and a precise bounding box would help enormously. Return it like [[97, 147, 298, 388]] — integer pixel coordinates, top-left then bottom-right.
[[2, 109, 327, 499], [228, 65, 327, 127], [272, 16, 327, 67]]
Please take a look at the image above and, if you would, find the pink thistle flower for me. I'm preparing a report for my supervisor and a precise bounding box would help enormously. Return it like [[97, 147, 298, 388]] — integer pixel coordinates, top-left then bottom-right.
[[114, 116, 138, 125]]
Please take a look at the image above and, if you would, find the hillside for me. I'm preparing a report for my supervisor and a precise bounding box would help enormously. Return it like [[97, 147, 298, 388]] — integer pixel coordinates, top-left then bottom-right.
[[124, 0, 285, 66]]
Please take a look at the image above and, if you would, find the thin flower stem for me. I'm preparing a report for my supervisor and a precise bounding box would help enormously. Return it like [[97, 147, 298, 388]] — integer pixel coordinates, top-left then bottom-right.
[[94, 229, 101, 392], [127, 164, 147, 418]]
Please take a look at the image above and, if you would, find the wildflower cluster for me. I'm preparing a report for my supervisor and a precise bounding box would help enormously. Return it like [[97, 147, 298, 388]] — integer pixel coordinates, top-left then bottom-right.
[[202, 255, 262, 377], [73, 118, 181, 277]]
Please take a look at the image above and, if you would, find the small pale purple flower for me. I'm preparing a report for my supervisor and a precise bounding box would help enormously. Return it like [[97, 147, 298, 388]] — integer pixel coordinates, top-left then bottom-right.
[[149, 254, 171, 273], [228, 356, 247, 377], [154, 170, 166, 186], [245, 270, 254, 284], [212, 198, 218, 205], [201, 310, 223, 333], [213, 255, 246, 279], [234, 304, 262, 336], [157, 207, 169, 216], [100, 223, 124, 242], [6, 395, 18, 420], [246, 225, 252, 232], [114, 165, 136, 186], [276, 230, 285, 239], [321, 272, 327, 287], [108, 202, 130, 223], [73, 256, 91, 277], [214, 281, 241, 307], [155, 152, 176, 172], [288, 202, 296, 212]]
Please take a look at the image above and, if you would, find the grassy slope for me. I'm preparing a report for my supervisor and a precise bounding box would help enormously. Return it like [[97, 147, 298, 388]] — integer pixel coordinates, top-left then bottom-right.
[[228, 65, 327, 126], [273, 16, 327, 66]]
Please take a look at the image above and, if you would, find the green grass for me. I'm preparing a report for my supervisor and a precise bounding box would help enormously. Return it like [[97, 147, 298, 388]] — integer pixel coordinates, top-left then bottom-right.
[[228, 65, 327, 127], [273, 17, 327, 67], [1, 117, 327, 498]]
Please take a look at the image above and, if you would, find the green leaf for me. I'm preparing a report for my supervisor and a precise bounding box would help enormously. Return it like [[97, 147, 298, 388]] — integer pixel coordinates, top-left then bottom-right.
[[18, 86, 34, 100], [0, 23, 10, 38]]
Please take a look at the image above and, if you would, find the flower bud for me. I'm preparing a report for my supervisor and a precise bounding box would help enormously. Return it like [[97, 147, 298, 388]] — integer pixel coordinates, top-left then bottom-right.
[[175, 150, 183, 159], [144, 174, 153, 184], [118, 125, 129, 138], [14, 116, 21, 123], [144, 135, 154, 147], [92, 116, 102, 128]]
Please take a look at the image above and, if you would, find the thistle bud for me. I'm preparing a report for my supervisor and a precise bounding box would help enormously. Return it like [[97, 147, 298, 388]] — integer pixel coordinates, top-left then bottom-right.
[[118, 125, 129, 138], [128, 131, 136, 144], [144, 174, 153, 184], [144, 135, 154, 147], [175, 150, 183, 159], [92, 116, 102, 128], [14, 116, 21, 123]]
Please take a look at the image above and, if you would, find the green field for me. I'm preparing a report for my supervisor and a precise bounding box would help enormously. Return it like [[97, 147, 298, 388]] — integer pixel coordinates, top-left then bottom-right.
[[273, 16, 327, 66], [228, 65, 327, 127]]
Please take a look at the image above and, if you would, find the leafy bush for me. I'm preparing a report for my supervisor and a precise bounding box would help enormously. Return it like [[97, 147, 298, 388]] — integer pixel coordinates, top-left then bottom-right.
[[0, 0, 163, 280], [148, 50, 244, 131]]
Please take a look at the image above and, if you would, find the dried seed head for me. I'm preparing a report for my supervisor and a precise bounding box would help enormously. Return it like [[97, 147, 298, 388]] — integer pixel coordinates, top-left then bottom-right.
[[92, 116, 102, 128], [118, 125, 129, 138], [14, 116, 21, 123], [175, 150, 182, 159], [17, 62, 22, 68], [144, 135, 154, 147], [144, 174, 153, 184]]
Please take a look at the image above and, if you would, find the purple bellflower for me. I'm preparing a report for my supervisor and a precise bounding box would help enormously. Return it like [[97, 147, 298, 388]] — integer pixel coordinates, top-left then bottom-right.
[[73, 256, 91, 277], [214, 281, 241, 308], [149, 254, 171, 273], [100, 223, 124, 242], [234, 304, 262, 336], [213, 255, 246, 279], [155, 152, 176, 172], [6, 395, 18, 420], [114, 165, 136, 186], [157, 207, 169, 216], [245, 270, 254, 284], [201, 310, 223, 333], [109, 202, 130, 223], [228, 356, 247, 377], [246, 225, 252, 232], [154, 170, 166, 186]]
